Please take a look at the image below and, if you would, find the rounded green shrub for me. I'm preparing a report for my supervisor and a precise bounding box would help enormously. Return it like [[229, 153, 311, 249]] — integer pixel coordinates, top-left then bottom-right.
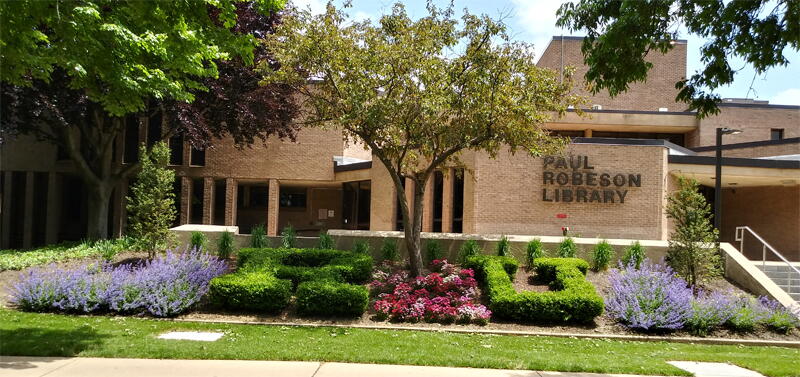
[[209, 272, 292, 313], [296, 280, 369, 316]]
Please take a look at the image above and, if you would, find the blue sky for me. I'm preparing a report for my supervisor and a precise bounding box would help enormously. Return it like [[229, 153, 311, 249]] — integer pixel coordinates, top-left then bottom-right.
[[291, 0, 800, 106]]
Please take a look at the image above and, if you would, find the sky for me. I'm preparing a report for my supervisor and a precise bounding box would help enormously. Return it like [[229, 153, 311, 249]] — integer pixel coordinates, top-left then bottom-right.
[[290, 0, 800, 106]]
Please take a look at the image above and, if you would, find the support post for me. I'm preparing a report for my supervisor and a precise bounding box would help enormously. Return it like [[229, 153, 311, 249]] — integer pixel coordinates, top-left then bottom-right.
[[441, 169, 454, 233], [224, 178, 237, 226], [267, 178, 280, 236], [202, 177, 214, 225]]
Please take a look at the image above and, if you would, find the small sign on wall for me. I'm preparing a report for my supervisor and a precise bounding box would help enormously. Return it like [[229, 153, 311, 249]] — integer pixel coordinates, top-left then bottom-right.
[[328, 210, 335, 217], [556, 213, 568, 219], [318, 209, 328, 220]]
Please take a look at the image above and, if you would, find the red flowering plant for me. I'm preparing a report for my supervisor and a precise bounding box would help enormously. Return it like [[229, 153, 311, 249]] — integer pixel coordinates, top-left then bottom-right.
[[370, 259, 491, 325]]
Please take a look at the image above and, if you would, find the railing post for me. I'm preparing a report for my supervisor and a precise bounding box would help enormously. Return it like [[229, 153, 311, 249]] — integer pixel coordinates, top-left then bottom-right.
[[763, 244, 766, 269]]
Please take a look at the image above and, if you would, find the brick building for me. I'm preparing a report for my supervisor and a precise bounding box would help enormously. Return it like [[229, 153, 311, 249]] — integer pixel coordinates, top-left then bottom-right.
[[2, 36, 799, 261]]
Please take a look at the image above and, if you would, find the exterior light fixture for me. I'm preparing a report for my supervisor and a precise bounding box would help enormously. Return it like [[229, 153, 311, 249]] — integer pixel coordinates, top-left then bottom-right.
[[714, 127, 743, 234]]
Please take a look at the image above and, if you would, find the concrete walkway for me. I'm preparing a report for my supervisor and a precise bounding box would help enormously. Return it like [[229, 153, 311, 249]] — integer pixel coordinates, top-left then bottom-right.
[[0, 357, 667, 377]]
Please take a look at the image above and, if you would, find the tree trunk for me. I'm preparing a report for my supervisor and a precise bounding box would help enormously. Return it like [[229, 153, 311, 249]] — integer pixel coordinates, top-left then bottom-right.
[[404, 178, 426, 276], [86, 182, 113, 240]]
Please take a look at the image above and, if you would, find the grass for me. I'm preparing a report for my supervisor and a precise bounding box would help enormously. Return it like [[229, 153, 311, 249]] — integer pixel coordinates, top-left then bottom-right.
[[1, 310, 799, 376], [0, 238, 134, 271]]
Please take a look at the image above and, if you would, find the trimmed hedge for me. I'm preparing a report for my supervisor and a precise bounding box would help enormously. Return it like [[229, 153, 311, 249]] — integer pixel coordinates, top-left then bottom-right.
[[296, 280, 369, 316], [210, 248, 373, 316], [466, 256, 603, 323], [208, 272, 292, 313]]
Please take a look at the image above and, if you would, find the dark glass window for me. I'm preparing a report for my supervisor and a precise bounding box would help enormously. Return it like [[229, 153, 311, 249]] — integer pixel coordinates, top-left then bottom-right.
[[452, 170, 464, 233], [123, 116, 140, 164], [213, 179, 226, 225], [147, 112, 162, 147], [771, 129, 784, 140], [280, 187, 307, 208], [432, 171, 443, 232], [190, 147, 206, 166], [169, 134, 184, 165], [190, 178, 204, 224], [591, 131, 685, 146]]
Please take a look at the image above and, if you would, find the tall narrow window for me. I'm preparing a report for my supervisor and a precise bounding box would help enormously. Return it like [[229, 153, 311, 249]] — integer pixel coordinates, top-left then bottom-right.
[[190, 178, 204, 224], [147, 112, 162, 147], [169, 134, 184, 165], [432, 171, 443, 232], [123, 116, 139, 164], [771, 128, 784, 141], [213, 179, 226, 225], [452, 169, 464, 233]]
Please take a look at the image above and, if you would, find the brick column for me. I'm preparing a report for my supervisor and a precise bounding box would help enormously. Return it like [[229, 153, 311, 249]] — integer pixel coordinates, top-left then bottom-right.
[[45, 173, 62, 244], [1, 171, 12, 249], [202, 177, 214, 224], [22, 172, 34, 248], [267, 178, 280, 236], [180, 176, 191, 224], [224, 178, 237, 227], [421, 175, 434, 232], [441, 169, 454, 233]]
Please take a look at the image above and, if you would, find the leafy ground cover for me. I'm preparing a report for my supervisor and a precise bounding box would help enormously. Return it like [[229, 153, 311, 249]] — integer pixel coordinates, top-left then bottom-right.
[[0, 239, 132, 271], [1, 309, 799, 376]]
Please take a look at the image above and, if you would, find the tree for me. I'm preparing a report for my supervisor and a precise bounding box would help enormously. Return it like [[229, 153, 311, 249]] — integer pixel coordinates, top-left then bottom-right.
[[126, 142, 176, 258], [665, 176, 720, 288], [0, 0, 296, 240], [556, 0, 799, 116], [261, 3, 580, 276]]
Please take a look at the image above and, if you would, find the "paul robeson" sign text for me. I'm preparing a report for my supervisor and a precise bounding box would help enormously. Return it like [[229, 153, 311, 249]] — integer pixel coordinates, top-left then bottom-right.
[[541, 155, 641, 204]]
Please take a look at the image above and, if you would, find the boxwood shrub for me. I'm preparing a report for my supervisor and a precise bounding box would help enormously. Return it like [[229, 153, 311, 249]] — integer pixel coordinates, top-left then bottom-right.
[[208, 272, 292, 313], [296, 280, 369, 316], [466, 256, 603, 323], [211, 247, 373, 316]]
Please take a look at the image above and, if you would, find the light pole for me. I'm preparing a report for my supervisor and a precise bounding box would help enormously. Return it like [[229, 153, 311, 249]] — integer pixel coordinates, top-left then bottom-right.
[[714, 127, 742, 233]]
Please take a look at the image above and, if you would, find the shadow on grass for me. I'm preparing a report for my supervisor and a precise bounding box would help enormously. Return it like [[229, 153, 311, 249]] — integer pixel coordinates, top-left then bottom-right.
[[0, 326, 105, 357]]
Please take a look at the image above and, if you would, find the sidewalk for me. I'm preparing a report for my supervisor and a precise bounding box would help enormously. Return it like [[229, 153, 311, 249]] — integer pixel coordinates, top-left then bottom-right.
[[0, 357, 665, 377]]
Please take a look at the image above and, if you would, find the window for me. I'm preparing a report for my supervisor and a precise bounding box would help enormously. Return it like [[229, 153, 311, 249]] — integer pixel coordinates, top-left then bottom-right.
[[771, 129, 784, 141], [280, 188, 307, 208], [168, 134, 184, 165], [190, 146, 206, 166], [123, 116, 140, 164], [147, 112, 162, 147]]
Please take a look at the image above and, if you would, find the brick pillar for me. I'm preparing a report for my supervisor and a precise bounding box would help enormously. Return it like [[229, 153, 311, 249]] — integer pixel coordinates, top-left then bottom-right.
[[180, 176, 191, 224], [1, 171, 12, 248], [267, 178, 280, 236], [202, 177, 213, 224], [45, 173, 62, 244], [421, 175, 434, 232], [224, 178, 237, 227], [441, 169, 454, 233], [22, 172, 34, 248], [584, 129, 593, 137]]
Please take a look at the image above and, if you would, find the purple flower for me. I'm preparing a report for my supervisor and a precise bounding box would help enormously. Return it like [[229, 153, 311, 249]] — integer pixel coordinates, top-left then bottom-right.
[[606, 260, 693, 331]]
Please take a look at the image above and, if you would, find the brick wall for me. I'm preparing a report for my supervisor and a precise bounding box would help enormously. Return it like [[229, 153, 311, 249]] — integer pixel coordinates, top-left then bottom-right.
[[694, 141, 800, 158], [689, 105, 800, 148], [537, 37, 687, 112]]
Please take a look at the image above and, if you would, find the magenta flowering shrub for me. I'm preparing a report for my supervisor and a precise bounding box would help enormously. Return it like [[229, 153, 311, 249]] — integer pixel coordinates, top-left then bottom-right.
[[10, 249, 227, 317], [606, 260, 693, 331], [370, 259, 491, 325]]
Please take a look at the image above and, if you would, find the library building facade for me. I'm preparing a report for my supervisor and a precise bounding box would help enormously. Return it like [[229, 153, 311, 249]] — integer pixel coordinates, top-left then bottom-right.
[[2, 36, 799, 261]]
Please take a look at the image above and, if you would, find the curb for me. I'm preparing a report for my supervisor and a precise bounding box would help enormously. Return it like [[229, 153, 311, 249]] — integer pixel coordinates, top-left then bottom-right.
[[169, 317, 800, 349]]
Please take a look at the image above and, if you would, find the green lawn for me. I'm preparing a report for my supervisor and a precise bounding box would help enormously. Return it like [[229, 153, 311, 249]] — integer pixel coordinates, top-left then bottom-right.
[[1, 310, 799, 376]]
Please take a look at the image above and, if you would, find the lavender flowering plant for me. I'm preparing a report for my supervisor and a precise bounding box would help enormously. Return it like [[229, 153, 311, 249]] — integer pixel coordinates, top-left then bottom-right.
[[10, 248, 226, 317], [606, 260, 693, 331], [686, 290, 738, 336]]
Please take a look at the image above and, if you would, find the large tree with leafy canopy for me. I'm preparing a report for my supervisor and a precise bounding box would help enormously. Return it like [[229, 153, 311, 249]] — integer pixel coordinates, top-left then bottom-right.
[[260, 3, 581, 276], [556, 0, 799, 117], [1, 0, 297, 240]]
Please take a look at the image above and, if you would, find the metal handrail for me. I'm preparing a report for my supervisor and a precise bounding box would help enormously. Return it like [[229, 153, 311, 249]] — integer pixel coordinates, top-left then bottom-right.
[[735, 226, 800, 293]]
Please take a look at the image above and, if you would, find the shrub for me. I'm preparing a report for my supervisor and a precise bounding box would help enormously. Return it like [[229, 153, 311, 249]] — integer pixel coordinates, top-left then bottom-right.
[[525, 239, 545, 269], [759, 297, 800, 334], [126, 142, 176, 257], [250, 224, 269, 248], [353, 241, 370, 254], [370, 259, 490, 325], [380, 239, 399, 261], [686, 290, 738, 336], [557, 237, 578, 258], [217, 231, 235, 259], [622, 241, 646, 269], [296, 280, 369, 316], [209, 272, 292, 313], [190, 232, 208, 252], [11, 249, 227, 317], [318, 232, 335, 249], [466, 256, 602, 323], [591, 240, 614, 271], [281, 224, 297, 248], [96, 239, 120, 262], [666, 176, 721, 287], [606, 260, 692, 331], [458, 240, 481, 264], [726, 297, 763, 333], [496, 236, 510, 257], [424, 240, 443, 266]]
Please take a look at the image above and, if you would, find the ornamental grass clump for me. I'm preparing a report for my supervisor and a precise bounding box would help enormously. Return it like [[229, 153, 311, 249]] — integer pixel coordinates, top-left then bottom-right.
[[496, 236, 510, 257], [591, 240, 614, 271], [525, 239, 545, 270], [190, 232, 208, 252], [281, 225, 297, 248], [217, 231, 235, 259], [557, 237, 577, 258], [424, 240, 443, 266], [380, 239, 399, 262], [10, 249, 227, 317], [458, 240, 481, 264], [317, 232, 335, 249], [606, 260, 693, 331], [250, 224, 269, 248], [621, 241, 645, 269]]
